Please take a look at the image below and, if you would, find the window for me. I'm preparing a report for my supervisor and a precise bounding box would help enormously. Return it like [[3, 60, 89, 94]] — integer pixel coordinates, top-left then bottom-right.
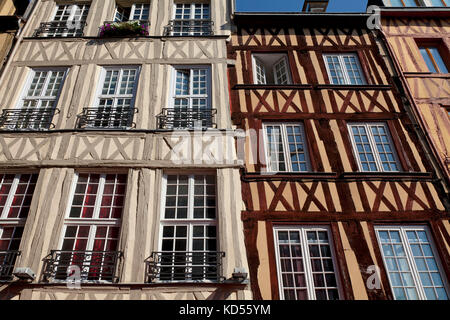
[[324, 53, 366, 85], [52, 174, 126, 282], [273, 226, 341, 300], [85, 66, 139, 129], [376, 226, 449, 300], [0, 174, 37, 280], [419, 46, 449, 73], [253, 54, 292, 85], [158, 174, 219, 281], [11, 69, 66, 130], [171, 3, 211, 36], [388, 0, 421, 5], [263, 123, 311, 173], [348, 122, 401, 172], [388, 0, 447, 6], [166, 66, 212, 129], [114, 3, 150, 22], [47, 4, 89, 37]]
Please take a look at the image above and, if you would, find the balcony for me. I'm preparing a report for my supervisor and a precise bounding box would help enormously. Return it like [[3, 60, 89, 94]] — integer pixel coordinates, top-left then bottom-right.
[[0, 108, 58, 131], [146, 251, 225, 283], [78, 107, 137, 129], [157, 108, 217, 129], [43, 250, 122, 283], [0, 251, 21, 282], [99, 20, 149, 37], [34, 21, 87, 37], [163, 19, 214, 36]]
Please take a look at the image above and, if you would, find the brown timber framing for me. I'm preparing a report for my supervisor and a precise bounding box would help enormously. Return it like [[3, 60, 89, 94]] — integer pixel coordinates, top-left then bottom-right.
[[229, 12, 450, 300]]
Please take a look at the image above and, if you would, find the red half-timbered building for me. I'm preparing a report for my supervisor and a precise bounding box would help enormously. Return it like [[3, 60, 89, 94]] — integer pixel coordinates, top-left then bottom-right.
[[228, 7, 450, 300]]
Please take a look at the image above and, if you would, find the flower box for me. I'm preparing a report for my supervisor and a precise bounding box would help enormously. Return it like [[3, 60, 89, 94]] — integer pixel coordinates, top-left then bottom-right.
[[100, 20, 149, 37]]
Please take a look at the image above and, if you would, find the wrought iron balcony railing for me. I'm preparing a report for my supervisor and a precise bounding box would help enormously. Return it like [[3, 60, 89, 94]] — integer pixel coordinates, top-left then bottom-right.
[[34, 21, 87, 37], [157, 108, 217, 129], [43, 250, 122, 283], [100, 20, 150, 37], [0, 108, 58, 131], [146, 251, 225, 283], [0, 251, 21, 282], [78, 107, 137, 129], [163, 19, 214, 36]]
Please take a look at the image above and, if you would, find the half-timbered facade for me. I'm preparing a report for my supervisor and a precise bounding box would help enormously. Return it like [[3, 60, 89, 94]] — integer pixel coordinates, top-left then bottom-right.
[[228, 9, 450, 300], [367, 0, 450, 214], [0, 0, 252, 300]]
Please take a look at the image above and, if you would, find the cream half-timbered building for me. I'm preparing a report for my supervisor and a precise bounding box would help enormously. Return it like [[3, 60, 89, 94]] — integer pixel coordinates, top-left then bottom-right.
[[0, 0, 252, 300]]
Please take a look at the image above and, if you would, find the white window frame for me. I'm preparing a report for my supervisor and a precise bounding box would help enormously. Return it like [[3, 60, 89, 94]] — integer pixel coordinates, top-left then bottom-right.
[[262, 122, 311, 173], [169, 65, 212, 119], [252, 54, 292, 85], [16, 67, 68, 110], [59, 173, 124, 252], [114, 3, 150, 22], [347, 122, 401, 172], [91, 66, 140, 128], [375, 225, 450, 300], [323, 53, 366, 85], [48, 4, 90, 37], [0, 174, 36, 239], [273, 225, 343, 300], [171, 2, 211, 36], [158, 173, 218, 282]]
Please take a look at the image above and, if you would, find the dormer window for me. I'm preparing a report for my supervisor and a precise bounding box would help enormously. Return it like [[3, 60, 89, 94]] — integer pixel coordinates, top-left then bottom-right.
[[252, 54, 292, 85], [114, 3, 150, 22]]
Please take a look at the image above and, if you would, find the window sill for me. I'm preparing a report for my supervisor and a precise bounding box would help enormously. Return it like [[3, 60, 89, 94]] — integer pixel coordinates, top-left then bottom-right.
[[242, 171, 435, 181], [403, 72, 450, 79], [233, 84, 392, 90]]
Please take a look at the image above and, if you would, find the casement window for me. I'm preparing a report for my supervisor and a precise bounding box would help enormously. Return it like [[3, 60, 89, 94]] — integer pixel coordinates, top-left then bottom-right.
[[114, 3, 150, 22], [47, 4, 90, 37], [171, 3, 211, 36], [263, 123, 311, 173], [324, 53, 366, 85], [54, 173, 127, 282], [158, 174, 219, 281], [86, 66, 139, 129], [348, 122, 401, 172], [12, 68, 66, 130], [375, 226, 449, 300], [273, 226, 341, 300], [252, 54, 292, 85], [419, 46, 449, 73], [0, 174, 37, 280], [167, 66, 213, 129]]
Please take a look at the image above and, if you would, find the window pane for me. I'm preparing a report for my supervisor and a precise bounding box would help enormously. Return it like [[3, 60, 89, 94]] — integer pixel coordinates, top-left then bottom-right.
[[377, 227, 449, 300], [275, 227, 340, 300], [266, 125, 286, 172]]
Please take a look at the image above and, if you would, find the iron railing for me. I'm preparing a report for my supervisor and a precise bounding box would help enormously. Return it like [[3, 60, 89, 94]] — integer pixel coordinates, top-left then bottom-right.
[[164, 19, 214, 36], [43, 250, 122, 283], [157, 108, 216, 129], [0, 108, 58, 130], [146, 251, 225, 283], [34, 21, 87, 37], [100, 20, 150, 37], [78, 107, 137, 129], [0, 251, 21, 282]]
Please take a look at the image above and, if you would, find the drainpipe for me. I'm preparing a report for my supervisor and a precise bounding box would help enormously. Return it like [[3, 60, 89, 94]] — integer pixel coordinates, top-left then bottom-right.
[[374, 28, 450, 210]]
